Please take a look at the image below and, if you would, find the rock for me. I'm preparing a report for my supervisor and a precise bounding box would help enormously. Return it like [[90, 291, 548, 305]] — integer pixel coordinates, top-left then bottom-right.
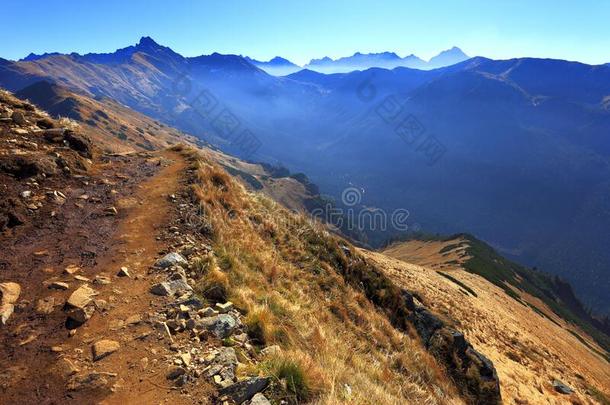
[[166, 366, 186, 380], [66, 285, 97, 309], [219, 377, 270, 404], [0, 154, 57, 179], [67, 371, 116, 392], [64, 264, 80, 275], [250, 393, 271, 405], [216, 347, 238, 368], [48, 281, 70, 290], [260, 345, 281, 357], [64, 130, 93, 158], [199, 307, 218, 317], [149, 279, 192, 296], [36, 118, 55, 129], [204, 314, 237, 339], [0, 282, 21, 325], [155, 252, 188, 269], [552, 379, 573, 395], [179, 352, 192, 366], [11, 111, 26, 125], [20, 190, 32, 199], [104, 206, 118, 216], [408, 307, 444, 347], [215, 301, 234, 313], [94, 275, 111, 285], [92, 340, 120, 361], [117, 267, 130, 277], [428, 327, 501, 404], [66, 305, 95, 324], [43, 128, 66, 143]]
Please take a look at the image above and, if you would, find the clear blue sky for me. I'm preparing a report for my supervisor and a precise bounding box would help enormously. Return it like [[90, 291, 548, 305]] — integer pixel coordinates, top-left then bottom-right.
[[1, 0, 608, 65]]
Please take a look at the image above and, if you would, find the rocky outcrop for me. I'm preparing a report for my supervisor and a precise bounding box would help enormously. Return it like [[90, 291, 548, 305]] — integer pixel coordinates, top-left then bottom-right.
[[219, 377, 270, 404], [333, 247, 502, 404]]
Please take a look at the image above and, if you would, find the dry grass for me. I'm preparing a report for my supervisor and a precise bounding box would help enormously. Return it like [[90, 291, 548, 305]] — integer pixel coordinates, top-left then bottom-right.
[[178, 148, 463, 404]]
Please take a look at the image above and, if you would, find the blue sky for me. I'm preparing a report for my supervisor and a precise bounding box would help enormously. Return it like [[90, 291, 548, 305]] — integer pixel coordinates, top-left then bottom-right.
[[1, 0, 608, 65]]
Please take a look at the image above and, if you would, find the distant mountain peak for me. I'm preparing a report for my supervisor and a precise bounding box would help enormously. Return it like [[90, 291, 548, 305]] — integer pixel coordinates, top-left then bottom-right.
[[137, 36, 159, 47]]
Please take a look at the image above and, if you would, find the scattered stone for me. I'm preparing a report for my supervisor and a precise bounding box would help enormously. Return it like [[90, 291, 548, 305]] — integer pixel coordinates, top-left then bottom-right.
[[92, 340, 120, 361], [64, 265, 80, 275], [117, 267, 130, 277], [166, 366, 186, 380], [215, 301, 234, 313], [57, 358, 80, 377], [179, 352, 192, 367], [155, 252, 188, 269], [149, 279, 192, 296], [48, 281, 69, 290], [20, 190, 32, 199], [552, 379, 573, 395], [104, 206, 118, 216], [250, 393, 271, 405], [93, 275, 112, 285], [73, 275, 90, 282], [66, 285, 97, 309], [219, 377, 270, 404], [0, 282, 21, 325], [199, 307, 218, 317]]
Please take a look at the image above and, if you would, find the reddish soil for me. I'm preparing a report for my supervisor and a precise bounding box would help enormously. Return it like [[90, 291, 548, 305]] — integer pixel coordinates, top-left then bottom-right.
[[0, 150, 211, 404]]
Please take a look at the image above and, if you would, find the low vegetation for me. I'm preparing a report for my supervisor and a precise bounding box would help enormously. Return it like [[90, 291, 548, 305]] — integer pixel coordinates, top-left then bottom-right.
[[174, 145, 461, 404]]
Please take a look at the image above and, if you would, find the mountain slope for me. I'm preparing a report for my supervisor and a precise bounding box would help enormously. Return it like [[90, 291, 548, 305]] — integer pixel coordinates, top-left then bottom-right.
[[0, 89, 499, 404], [373, 235, 610, 403]]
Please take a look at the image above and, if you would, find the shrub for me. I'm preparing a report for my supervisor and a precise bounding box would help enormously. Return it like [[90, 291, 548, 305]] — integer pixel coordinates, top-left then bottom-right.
[[198, 267, 229, 303], [244, 307, 273, 345]]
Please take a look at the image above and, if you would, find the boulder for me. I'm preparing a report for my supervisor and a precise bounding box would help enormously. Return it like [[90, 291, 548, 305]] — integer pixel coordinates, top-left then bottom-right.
[[67, 371, 116, 392], [408, 306, 444, 347], [66, 285, 97, 309], [11, 111, 26, 125], [64, 130, 93, 158], [219, 377, 270, 404], [0, 154, 57, 179], [155, 252, 188, 269], [149, 279, 192, 296], [92, 340, 120, 361], [428, 327, 501, 404], [202, 314, 237, 339], [0, 282, 21, 325]]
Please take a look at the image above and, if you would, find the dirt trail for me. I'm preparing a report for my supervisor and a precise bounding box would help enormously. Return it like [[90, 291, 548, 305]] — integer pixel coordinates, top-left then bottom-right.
[[0, 150, 207, 404]]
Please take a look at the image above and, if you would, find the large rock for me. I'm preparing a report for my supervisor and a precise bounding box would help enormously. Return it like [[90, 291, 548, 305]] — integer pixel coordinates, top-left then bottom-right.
[[0, 155, 58, 179], [219, 377, 270, 404], [155, 252, 188, 269], [11, 111, 26, 125], [92, 340, 120, 361], [428, 327, 501, 404], [0, 282, 21, 325], [202, 314, 237, 339], [67, 371, 116, 392], [66, 285, 97, 309], [149, 279, 192, 296], [64, 130, 93, 158], [408, 307, 444, 347]]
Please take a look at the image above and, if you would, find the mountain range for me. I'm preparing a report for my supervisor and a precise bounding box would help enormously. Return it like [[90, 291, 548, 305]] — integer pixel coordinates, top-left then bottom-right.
[[245, 46, 469, 75], [1, 37, 609, 315]]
